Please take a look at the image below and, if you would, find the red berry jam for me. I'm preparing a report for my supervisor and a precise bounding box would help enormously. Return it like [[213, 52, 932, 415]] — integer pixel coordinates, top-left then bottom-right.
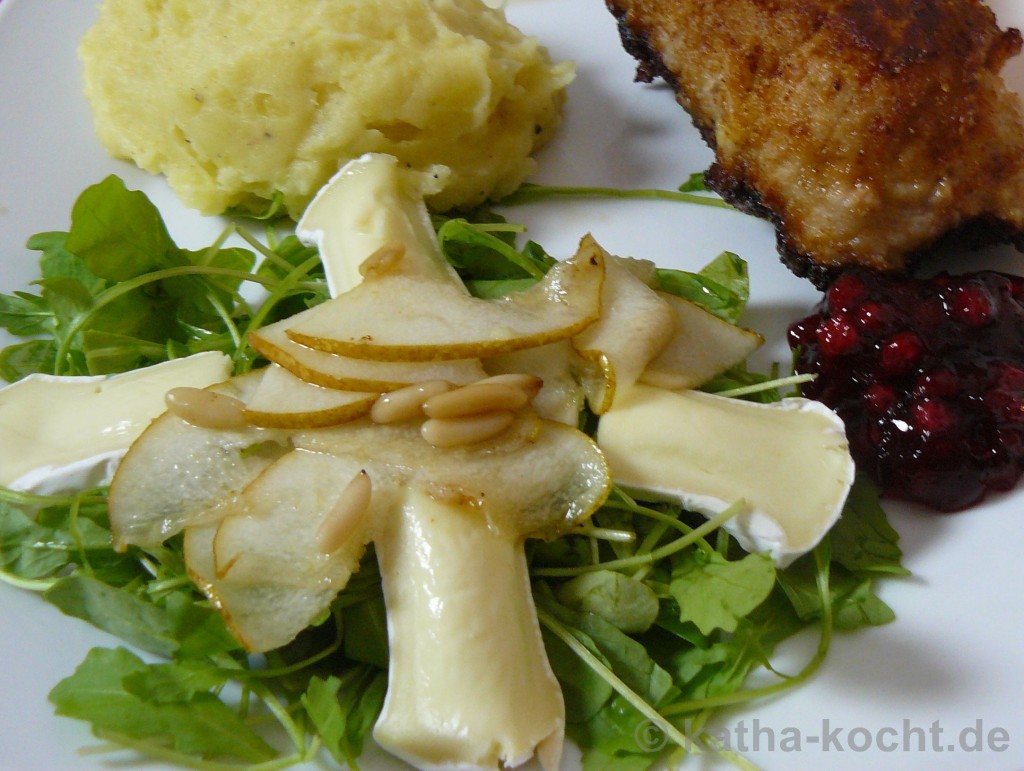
[[788, 269, 1024, 511]]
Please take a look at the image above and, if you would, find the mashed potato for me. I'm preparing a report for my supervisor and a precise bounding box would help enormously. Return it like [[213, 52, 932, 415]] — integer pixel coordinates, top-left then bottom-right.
[[79, 0, 573, 216]]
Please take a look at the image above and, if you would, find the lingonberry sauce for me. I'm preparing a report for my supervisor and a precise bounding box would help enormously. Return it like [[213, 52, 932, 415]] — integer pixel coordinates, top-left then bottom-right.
[[788, 269, 1024, 511]]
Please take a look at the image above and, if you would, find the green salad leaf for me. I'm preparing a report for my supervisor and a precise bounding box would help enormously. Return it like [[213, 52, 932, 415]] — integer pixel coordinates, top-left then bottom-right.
[[0, 176, 327, 380], [50, 647, 278, 763]]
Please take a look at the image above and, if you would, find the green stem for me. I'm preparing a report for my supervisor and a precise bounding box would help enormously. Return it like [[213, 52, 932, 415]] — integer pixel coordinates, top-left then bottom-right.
[[499, 183, 734, 210], [537, 607, 700, 755], [89, 729, 308, 771], [0, 570, 59, 592], [532, 501, 744, 578], [600, 492, 715, 556], [568, 524, 636, 543], [242, 609, 344, 680], [0, 486, 106, 508], [242, 254, 323, 335], [710, 373, 816, 399], [52, 265, 284, 375]]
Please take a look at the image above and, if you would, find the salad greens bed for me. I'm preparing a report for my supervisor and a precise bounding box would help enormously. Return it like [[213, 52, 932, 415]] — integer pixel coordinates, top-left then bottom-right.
[[0, 176, 908, 770]]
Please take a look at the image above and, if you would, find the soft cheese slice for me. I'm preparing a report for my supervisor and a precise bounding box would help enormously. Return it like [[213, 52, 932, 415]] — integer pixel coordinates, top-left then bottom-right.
[[373, 486, 565, 771], [0, 352, 231, 493], [297, 153, 459, 296], [597, 384, 854, 566]]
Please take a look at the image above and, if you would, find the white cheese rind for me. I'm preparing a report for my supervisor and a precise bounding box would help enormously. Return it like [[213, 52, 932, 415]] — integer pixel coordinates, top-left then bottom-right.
[[0, 352, 232, 492], [597, 384, 855, 567]]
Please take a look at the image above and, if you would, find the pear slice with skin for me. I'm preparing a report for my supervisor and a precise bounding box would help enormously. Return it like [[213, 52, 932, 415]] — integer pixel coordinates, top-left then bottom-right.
[[483, 341, 587, 426], [572, 255, 677, 414], [108, 370, 291, 550], [597, 384, 854, 567], [249, 310, 486, 391], [187, 449, 395, 652], [294, 411, 610, 540], [285, 235, 606, 362], [640, 292, 764, 390], [242, 363, 379, 429]]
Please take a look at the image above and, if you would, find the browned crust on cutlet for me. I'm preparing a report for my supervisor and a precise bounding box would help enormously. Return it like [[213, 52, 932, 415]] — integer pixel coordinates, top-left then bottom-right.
[[606, 0, 1024, 287]]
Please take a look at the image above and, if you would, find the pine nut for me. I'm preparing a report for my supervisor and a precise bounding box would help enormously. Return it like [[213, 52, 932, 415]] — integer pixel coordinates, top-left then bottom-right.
[[476, 373, 544, 399], [423, 382, 529, 419], [371, 380, 454, 424], [317, 470, 372, 553], [421, 410, 516, 447], [358, 242, 406, 279], [165, 387, 249, 430]]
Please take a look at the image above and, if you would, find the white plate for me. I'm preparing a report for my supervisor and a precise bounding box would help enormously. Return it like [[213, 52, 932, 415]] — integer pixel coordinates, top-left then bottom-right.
[[1, 1, 1023, 770]]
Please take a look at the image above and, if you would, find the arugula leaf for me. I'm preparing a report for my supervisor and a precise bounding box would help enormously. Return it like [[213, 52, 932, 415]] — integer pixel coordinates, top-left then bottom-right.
[[668, 550, 776, 635], [49, 647, 276, 763], [0, 176, 327, 378], [556, 569, 660, 634], [0, 491, 131, 586], [45, 575, 184, 658], [437, 217, 554, 282], [0, 289, 53, 336], [541, 624, 616, 724], [122, 658, 231, 704], [538, 586, 674, 708], [341, 593, 390, 669], [829, 475, 909, 576], [655, 251, 749, 323], [678, 172, 710, 193], [65, 175, 178, 281], [776, 555, 896, 631], [302, 668, 387, 768]]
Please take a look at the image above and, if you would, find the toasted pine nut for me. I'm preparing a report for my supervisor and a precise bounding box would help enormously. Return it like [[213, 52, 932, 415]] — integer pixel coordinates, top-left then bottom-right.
[[423, 382, 529, 419], [358, 242, 406, 279], [421, 410, 516, 447], [371, 380, 454, 424], [165, 387, 249, 430], [476, 373, 543, 400], [317, 470, 372, 553]]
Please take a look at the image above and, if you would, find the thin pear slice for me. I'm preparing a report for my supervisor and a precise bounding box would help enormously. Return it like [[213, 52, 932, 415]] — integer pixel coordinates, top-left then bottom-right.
[[189, 450, 393, 651], [483, 341, 587, 426], [297, 153, 460, 297], [597, 384, 854, 567], [295, 412, 610, 539], [0, 351, 231, 493], [285, 235, 606, 362], [373, 486, 564, 771], [210, 450, 387, 582], [242, 363, 379, 429], [572, 256, 676, 414], [640, 292, 764, 390], [249, 309, 487, 391], [108, 370, 290, 550]]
